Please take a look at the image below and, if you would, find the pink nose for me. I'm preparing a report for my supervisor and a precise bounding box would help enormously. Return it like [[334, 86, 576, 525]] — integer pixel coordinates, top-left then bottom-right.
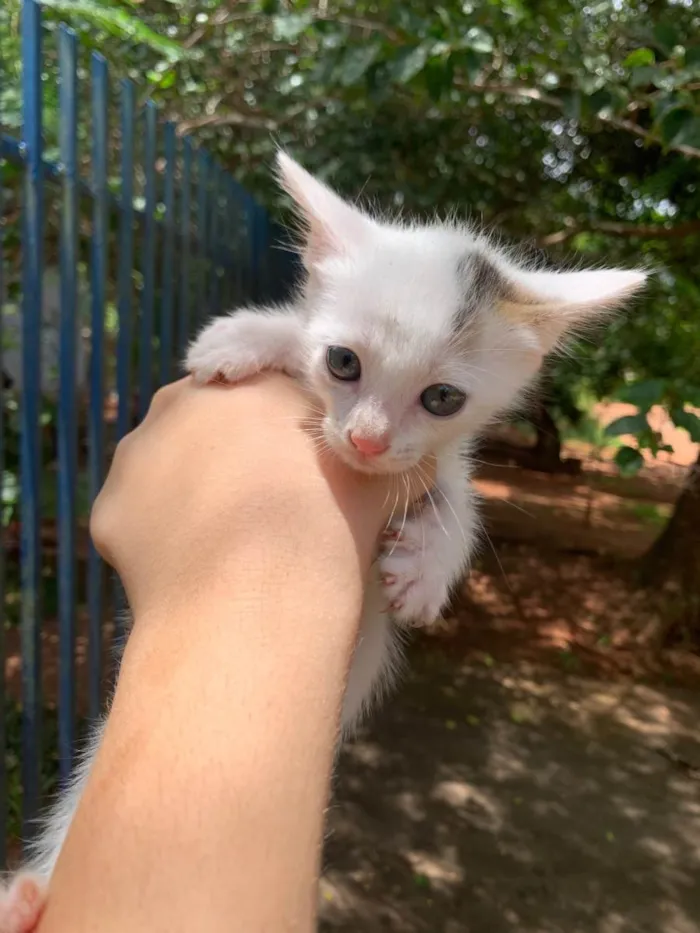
[[349, 432, 390, 457]]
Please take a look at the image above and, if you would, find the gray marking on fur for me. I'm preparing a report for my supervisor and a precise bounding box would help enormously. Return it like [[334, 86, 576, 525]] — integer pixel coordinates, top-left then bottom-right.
[[454, 252, 509, 331]]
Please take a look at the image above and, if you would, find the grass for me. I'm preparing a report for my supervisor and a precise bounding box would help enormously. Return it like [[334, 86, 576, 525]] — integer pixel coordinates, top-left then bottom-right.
[[619, 501, 671, 528], [560, 413, 623, 454]]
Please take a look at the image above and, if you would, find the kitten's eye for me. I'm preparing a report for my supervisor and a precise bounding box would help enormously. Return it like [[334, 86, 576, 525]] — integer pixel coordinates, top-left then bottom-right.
[[326, 346, 361, 382], [420, 384, 467, 417]]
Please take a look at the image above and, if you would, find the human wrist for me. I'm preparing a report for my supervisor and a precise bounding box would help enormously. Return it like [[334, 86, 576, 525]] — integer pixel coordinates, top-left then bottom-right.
[[115, 518, 369, 740], [118, 452, 384, 625]]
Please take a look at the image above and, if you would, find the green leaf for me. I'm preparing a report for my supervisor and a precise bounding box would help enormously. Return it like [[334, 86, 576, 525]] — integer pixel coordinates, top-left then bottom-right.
[[391, 44, 431, 84], [653, 23, 680, 56], [424, 58, 454, 101], [617, 379, 666, 411], [629, 65, 664, 89], [271, 12, 313, 42], [587, 88, 613, 115], [464, 27, 494, 54], [659, 107, 695, 145], [686, 46, 700, 70], [605, 413, 650, 437], [615, 446, 644, 475], [456, 48, 483, 84], [670, 407, 700, 443], [39, 0, 186, 62], [338, 45, 380, 86], [623, 48, 655, 69], [560, 89, 582, 121], [671, 115, 700, 149], [587, 85, 628, 118]]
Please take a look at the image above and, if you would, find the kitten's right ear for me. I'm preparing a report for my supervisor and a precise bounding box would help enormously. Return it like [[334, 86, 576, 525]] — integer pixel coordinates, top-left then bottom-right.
[[276, 151, 371, 268]]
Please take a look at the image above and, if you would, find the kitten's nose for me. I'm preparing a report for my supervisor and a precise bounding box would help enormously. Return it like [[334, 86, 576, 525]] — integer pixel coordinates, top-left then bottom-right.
[[349, 431, 390, 457]]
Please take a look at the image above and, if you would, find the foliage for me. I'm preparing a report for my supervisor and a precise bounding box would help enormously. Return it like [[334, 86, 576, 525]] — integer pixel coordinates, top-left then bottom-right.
[[1, 0, 699, 471]]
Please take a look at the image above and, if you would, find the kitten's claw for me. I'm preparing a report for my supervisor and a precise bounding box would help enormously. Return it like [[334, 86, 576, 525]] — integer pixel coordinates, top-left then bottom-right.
[[379, 521, 450, 627], [0, 873, 47, 933], [186, 315, 266, 385]]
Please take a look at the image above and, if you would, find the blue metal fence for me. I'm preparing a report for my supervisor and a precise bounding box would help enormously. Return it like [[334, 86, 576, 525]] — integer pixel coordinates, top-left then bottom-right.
[[0, 0, 296, 862]]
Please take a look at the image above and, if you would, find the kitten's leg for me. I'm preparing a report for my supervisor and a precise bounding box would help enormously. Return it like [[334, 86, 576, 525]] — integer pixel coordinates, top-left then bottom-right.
[[0, 874, 46, 933], [341, 571, 404, 734], [186, 306, 305, 384], [380, 449, 478, 627]]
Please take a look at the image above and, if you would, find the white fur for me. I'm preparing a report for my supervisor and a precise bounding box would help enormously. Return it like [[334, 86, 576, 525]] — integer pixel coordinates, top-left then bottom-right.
[[0, 153, 646, 922]]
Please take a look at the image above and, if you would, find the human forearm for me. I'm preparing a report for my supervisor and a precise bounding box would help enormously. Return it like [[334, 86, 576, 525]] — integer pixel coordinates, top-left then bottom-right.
[[34, 375, 431, 933], [37, 377, 396, 932], [41, 544, 365, 933]]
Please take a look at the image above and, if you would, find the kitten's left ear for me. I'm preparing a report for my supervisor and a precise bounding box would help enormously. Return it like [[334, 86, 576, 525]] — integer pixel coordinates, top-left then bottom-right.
[[503, 267, 648, 352], [276, 151, 372, 269]]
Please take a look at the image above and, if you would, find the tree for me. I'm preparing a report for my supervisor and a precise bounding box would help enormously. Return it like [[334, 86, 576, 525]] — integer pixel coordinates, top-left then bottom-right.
[[644, 449, 700, 641], [2, 0, 700, 638]]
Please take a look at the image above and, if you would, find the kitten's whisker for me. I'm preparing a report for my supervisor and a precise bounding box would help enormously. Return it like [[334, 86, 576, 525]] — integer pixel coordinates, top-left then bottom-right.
[[416, 467, 450, 539], [388, 476, 411, 558], [479, 523, 515, 595], [381, 475, 395, 513], [383, 483, 401, 536], [433, 480, 468, 543], [486, 495, 535, 519], [469, 458, 520, 469]]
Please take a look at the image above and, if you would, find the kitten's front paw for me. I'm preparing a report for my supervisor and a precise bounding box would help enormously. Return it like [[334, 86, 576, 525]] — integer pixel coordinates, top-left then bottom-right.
[[186, 315, 264, 385], [379, 526, 450, 627], [0, 873, 47, 933]]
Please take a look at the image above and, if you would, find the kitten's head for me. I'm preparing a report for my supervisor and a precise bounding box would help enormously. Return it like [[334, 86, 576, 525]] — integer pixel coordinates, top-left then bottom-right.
[[277, 151, 647, 475]]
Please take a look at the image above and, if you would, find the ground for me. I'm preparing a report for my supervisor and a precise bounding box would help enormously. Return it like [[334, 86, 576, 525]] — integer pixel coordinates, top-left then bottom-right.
[[320, 649, 700, 933], [318, 420, 700, 933]]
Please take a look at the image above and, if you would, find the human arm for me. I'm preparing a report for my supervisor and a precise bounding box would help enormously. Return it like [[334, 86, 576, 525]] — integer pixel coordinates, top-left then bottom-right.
[[36, 374, 430, 933]]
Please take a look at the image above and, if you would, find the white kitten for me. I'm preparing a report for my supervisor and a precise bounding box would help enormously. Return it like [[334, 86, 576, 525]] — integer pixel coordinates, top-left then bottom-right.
[[0, 152, 646, 930]]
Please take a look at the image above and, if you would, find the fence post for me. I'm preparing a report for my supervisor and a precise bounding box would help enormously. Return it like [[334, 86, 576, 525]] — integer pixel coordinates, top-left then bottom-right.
[[0, 79, 7, 870], [178, 136, 192, 357], [57, 24, 78, 780], [116, 79, 135, 443], [197, 149, 209, 330], [139, 102, 157, 420], [160, 123, 176, 385], [114, 78, 136, 646], [20, 0, 44, 835], [209, 164, 221, 318], [87, 53, 109, 721]]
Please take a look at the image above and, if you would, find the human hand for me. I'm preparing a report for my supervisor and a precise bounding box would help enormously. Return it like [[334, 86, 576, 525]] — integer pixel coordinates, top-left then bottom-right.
[[90, 373, 434, 623]]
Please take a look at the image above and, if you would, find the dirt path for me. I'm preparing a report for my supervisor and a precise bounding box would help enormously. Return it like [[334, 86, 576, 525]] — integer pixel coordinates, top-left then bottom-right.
[[320, 647, 700, 933], [319, 443, 700, 933]]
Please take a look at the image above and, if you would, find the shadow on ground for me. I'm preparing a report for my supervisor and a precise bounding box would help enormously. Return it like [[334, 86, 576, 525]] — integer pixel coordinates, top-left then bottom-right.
[[320, 647, 700, 933]]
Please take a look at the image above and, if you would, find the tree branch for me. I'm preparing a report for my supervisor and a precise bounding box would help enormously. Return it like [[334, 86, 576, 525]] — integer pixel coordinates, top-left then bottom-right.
[[470, 83, 562, 108], [461, 82, 700, 161], [314, 14, 403, 42], [177, 111, 278, 134], [539, 219, 700, 245], [597, 112, 700, 160]]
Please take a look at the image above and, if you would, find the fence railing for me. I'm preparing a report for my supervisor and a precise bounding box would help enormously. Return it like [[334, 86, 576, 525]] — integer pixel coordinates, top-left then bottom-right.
[[0, 0, 297, 862]]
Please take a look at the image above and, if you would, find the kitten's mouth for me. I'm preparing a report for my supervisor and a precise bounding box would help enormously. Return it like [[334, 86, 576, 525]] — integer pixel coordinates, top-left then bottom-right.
[[333, 441, 410, 475], [318, 422, 413, 474]]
